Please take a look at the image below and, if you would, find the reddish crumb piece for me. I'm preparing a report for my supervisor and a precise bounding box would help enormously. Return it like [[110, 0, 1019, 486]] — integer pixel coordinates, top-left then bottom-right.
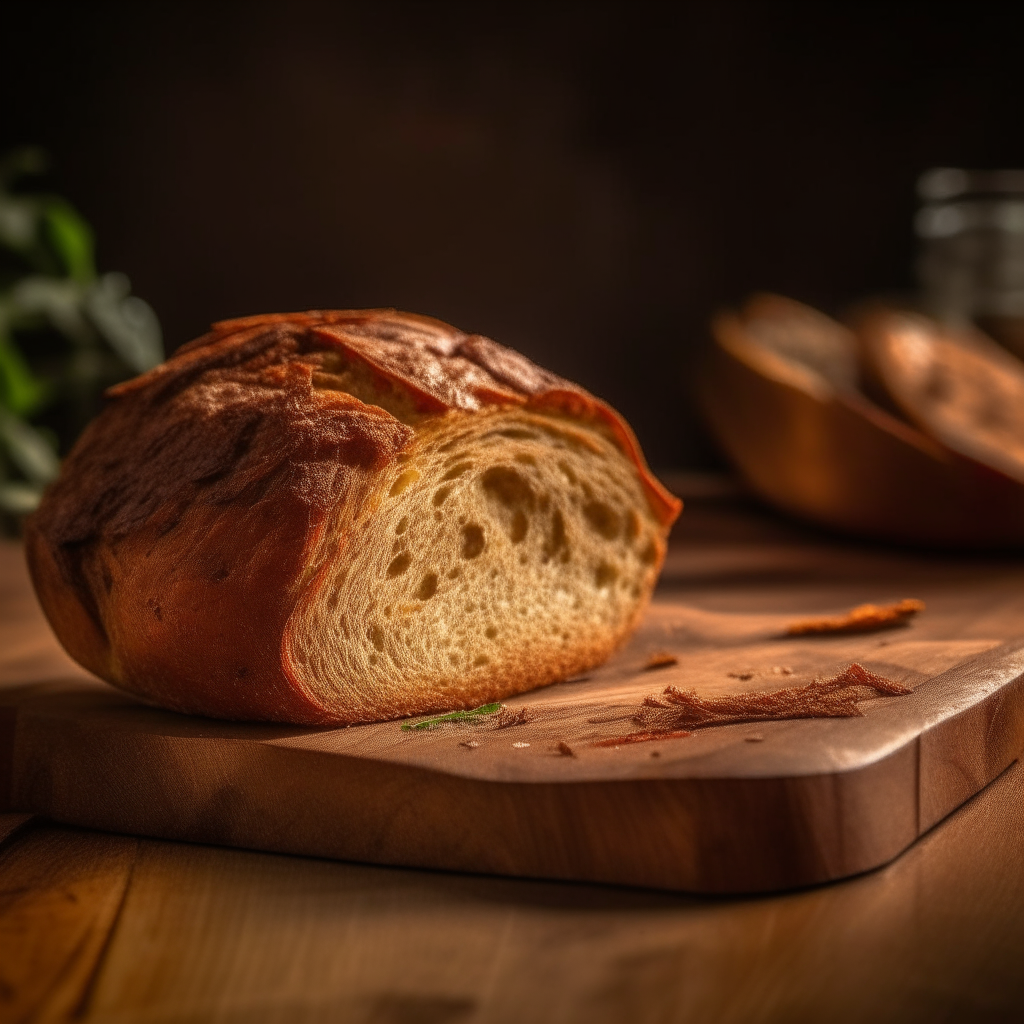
[[635, 662, 910, 733], [644, 651, 679, 670], [493, 707, 535, 729], [595, 662, 911, 746], [785, 598, 924, 636], [592, 729, 692, 747]]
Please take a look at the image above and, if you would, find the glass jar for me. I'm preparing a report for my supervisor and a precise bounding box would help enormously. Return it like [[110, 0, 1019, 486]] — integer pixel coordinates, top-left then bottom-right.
[[916, 167, 1024, 356]]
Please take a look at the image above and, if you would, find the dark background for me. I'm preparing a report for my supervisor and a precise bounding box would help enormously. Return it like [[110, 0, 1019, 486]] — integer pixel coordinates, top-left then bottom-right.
[[5, 2, 1024, 469]]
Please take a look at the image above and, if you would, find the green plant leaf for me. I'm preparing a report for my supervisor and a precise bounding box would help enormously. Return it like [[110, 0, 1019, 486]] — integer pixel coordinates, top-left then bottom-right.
[[43, 199, 95, 283], [0, 333, 49, 415], [0, 193, 39, 252], [85, 272, 163, 372], [11, 275, 93, 345], [400, 702, 504, 731], [0, 408, 60, 484], [0, 480, 43, 514]]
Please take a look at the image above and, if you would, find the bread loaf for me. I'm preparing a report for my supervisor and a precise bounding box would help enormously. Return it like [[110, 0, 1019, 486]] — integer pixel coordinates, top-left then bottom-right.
[[25, 310, 680, 725]]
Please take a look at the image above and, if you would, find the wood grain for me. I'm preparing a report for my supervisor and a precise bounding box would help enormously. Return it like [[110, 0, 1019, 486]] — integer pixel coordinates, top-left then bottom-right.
[[3, 760, 1022, 1023], [0, 825, 136, 1024]]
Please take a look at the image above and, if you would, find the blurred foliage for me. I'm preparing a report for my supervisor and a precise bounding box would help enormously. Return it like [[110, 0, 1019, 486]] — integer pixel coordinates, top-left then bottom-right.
[[0, 147, 162, 533]]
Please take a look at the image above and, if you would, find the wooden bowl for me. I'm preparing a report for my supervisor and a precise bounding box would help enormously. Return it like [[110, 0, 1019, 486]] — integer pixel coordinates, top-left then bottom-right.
[[701, 296, 1024, 547]]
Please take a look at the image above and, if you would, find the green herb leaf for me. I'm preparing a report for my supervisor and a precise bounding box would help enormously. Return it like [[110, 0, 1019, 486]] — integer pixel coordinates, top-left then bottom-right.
[[401, 702, 503, 731], [43, 199, 96, 284]]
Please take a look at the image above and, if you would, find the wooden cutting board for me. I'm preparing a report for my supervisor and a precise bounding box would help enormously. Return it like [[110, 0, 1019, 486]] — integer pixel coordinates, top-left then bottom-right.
[[3, 507, 1024, 894]]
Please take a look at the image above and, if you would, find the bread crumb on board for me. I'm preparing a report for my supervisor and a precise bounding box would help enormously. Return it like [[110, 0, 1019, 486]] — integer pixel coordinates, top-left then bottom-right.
[[494, 707, 535, 729], [556, 741, 576, 757], [592, 728, 692, 747], [644, 651, 679, 670], [593, 663, 910, 746], [785, 598, 924, 636]]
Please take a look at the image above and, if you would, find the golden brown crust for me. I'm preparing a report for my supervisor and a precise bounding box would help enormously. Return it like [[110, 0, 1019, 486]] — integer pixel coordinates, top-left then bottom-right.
[[26, 309, 680, 725]]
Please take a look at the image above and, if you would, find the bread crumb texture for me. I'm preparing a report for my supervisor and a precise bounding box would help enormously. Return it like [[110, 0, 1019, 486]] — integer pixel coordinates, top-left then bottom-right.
[[25, 310, 680, 725], [785, 599, 924, 636]]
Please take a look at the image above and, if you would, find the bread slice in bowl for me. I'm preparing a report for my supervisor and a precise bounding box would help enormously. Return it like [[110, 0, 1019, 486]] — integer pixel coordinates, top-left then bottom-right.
[[25, 310, 680, 725], [856, 307, 1024, 485]]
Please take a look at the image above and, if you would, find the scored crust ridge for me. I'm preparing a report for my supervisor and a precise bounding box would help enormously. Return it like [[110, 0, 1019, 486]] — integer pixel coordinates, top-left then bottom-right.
[[25, 309, 681, 725]]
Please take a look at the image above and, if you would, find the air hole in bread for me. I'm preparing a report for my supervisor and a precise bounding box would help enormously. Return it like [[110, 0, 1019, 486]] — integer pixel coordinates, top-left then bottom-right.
[[432, 486, 452, 506], [482, 466, 536, 542], [485, 626, 498, 639], [387, 553, 412, 577], [583, 501, 619, 540], [461, 523, 485, 558], [625, 509, 640, 543], [638, 540, 658, 565], [541, 509, 570, 564], [481, 466, 535, 510], [439, 431, 477, 454], [541, 424, 601, 453], [395, 517, 409, 535], [510, 510, 529, 543], [415, 573, 438, 600], [368, 625, 385, 651], [390, 469, 420, 496], [442, 462, 473, 480], [595, 561, 618, 588], [487, 428, 538, 441]]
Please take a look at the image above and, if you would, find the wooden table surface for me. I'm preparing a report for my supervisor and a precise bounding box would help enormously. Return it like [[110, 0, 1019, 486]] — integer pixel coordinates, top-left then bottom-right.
[[3, 499, 1024, 1024]]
